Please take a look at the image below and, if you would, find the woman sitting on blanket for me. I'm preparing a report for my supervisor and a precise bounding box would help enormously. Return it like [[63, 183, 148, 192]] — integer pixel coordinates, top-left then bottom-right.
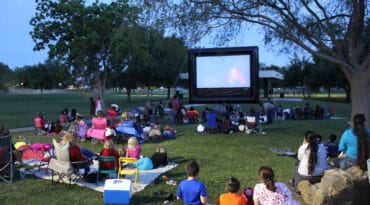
[[133, 147, 169, 170]]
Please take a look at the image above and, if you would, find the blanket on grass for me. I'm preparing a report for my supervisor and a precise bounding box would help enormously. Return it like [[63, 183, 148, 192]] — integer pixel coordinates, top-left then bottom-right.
[[23, 159, 177, 195], [270, 147, 297, 157]]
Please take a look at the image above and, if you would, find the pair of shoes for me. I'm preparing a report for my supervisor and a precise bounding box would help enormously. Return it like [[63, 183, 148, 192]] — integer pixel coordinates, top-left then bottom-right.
[[163, 193, 174, 204], [166, 180, 177, 186]]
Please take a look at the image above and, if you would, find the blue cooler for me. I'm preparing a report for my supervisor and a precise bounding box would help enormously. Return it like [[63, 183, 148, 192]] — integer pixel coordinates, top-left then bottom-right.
[[104, 179, 131, 205]]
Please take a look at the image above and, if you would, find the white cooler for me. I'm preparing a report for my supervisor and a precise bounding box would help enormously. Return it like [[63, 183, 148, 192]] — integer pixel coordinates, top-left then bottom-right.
[[104, 179, 131, 205]]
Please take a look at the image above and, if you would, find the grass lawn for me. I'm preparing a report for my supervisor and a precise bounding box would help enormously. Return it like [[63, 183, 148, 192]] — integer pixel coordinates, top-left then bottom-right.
[[0, 91, 351, 205]]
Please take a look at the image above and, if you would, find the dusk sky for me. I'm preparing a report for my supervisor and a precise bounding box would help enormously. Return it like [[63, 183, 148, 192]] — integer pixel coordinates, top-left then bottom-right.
[[0, 0, 293, 69]]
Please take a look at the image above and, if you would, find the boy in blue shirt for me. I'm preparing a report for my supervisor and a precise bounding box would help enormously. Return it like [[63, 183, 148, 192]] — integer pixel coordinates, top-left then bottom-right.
[[177, 161, 208, 205]]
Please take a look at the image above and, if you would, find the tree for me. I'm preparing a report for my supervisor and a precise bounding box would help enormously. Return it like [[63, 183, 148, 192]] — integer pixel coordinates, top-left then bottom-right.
[[30, 0, 139, 110], [0, 63, 14, 92], [312, 57, 350, 101], [137, 0, 370, 119], [110, 25, 153, 102], [152, 34, 188, 99]]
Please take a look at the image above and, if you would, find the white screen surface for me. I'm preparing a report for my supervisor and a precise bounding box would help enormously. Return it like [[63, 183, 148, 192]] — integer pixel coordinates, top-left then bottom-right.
[[196, 55, 251, 88]]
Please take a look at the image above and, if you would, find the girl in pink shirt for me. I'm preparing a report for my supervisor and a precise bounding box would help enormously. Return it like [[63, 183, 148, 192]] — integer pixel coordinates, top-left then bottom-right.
[[126, 137, 141, 159]]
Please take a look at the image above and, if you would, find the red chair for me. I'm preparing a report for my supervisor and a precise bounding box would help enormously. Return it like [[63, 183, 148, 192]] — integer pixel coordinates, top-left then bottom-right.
[[186, 110, 198, 123]]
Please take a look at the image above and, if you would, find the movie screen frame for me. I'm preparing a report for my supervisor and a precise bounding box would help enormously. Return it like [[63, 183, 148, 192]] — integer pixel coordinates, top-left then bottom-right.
[[188, 46, 259, 103]]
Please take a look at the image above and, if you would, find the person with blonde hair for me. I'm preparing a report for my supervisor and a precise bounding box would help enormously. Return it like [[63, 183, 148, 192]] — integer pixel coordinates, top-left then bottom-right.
[[99, 140, 119, 170], [126, 137, 141, 159], [60, 132, 91, 173], [14, 135, 29, 150], [62, 132, 96, 161]]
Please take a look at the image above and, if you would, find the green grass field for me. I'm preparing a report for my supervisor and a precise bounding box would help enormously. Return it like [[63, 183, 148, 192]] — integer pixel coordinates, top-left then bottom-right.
[[0, 91, 351, 204]]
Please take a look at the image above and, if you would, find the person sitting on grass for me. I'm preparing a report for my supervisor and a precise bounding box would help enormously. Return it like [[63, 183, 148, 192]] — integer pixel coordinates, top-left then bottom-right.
[[217, 177, 247, 205], [163, 125, 176, 139], [324, 134, 340, 158], [254, 166, 298, 205], [291, 131, 327, 193], [334, 114, 370, 170], [132, 147, 169, 170], [177, 160, 208, 205]]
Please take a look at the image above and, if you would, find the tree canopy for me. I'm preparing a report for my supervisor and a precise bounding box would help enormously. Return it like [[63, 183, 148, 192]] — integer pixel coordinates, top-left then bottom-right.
[[30, 0, 140, 109], [136, 0, 370, 119]]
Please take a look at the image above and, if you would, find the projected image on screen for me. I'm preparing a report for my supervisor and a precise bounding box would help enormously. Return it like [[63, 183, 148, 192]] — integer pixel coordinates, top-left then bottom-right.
[[196, 55, 251, 88]]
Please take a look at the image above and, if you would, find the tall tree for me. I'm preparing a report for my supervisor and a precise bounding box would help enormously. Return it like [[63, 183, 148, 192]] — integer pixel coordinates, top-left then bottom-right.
[[110, 25, 153, 102], [312, 57, 350, 101], [152, 34, 188, 99], [137, 0, 370, 119], [30, 0, 139, 110], [0, 63, 13, 92]]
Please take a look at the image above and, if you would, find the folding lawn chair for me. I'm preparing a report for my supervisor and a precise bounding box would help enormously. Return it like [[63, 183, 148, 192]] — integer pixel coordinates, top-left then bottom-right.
[[246, 115, 265, 134], [49, 139, 89, 188], [0, 135, 14, 183], [96, 156, 117, 183], [118, 157, 139, 190]]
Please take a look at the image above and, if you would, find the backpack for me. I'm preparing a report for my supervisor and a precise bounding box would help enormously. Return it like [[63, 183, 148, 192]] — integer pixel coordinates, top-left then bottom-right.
[[242, 187, 254, 205]]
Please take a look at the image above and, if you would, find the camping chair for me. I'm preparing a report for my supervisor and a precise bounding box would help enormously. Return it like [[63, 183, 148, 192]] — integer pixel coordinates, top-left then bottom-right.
[[205, 112, 219, 134], [48, 139, 89, 188], [77, 121, 88, 141], [245, 116, 263, 134], [96, 156, 117, 183], [118, 157, 139, 189], [186, 111, 198, 124], [0, 135, 14, 183], [87, 117, 107, 143]]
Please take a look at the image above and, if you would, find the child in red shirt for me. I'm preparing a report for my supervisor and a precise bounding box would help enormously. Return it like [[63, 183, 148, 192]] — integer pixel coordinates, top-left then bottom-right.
[[99, 140, 119, 170]]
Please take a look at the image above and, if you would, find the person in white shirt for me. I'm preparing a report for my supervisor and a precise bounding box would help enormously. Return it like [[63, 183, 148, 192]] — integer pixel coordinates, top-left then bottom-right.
[[292, 131, 328, 193]]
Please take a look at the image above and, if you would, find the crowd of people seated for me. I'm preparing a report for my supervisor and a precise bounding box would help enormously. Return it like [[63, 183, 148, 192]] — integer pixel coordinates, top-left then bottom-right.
[[9, 95, 369, 205], [276, 103, 333, 121]]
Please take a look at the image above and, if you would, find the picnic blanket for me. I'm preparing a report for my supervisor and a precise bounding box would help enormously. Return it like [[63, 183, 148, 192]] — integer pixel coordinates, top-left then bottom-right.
[[270, 147, 297, 157], [25, 159, 177, 195]]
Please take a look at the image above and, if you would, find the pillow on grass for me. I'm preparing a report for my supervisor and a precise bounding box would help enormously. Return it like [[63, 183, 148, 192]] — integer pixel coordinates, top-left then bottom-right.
[[53, 138, 70, 162]]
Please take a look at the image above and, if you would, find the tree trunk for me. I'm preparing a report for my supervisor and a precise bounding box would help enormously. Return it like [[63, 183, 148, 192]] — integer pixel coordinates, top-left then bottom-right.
[[344, 87, 350, 102], [348, 70, 370, 121], [167, 86, 171, 99], [95, 70, 106, 113], [127, 88, 132, 103]]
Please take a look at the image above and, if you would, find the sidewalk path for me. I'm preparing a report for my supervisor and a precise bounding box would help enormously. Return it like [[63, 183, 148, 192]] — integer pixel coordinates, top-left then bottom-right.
[[9, 127, 35, 133]]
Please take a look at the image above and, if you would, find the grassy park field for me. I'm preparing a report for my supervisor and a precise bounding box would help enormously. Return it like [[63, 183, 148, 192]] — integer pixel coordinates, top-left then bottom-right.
[[0, 91, 351, 204]]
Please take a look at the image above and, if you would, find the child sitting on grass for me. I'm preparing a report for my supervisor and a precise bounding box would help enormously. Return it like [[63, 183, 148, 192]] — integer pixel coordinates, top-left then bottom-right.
[[217, 177, 247, 205], [177, 160, 208, 205], [324, 134, 339, 158]]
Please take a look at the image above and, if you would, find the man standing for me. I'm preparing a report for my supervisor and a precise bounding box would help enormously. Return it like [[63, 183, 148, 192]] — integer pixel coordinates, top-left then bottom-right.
[[260, 102, 275, 124]]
